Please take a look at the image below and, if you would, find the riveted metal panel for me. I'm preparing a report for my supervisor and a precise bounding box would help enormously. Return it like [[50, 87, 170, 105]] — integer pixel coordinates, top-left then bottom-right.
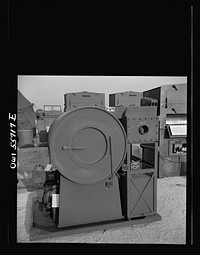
[[127, 117, 159, 143], [125, 106, 157, 117]]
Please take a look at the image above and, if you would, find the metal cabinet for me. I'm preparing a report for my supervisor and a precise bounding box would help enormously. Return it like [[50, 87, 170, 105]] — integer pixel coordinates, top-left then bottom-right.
[[143, 83, 187, 177], [64, 91, 105, 111]]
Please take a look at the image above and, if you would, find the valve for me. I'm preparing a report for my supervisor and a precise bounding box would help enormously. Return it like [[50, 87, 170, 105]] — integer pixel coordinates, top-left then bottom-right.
[[131, 161, 140, 170]]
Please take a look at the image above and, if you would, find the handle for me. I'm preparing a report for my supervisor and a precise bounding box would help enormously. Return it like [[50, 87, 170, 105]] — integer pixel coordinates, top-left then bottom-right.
[[109, 136, 113, 177], [62, 146, 84, 151]]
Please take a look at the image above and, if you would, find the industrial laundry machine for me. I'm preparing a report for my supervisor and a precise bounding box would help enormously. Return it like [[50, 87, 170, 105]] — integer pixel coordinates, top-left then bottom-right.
[[32, 94, 161, 238]]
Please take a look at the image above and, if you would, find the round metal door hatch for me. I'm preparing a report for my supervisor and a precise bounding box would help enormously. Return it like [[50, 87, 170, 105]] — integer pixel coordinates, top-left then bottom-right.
[[48, 106, 127, 184]]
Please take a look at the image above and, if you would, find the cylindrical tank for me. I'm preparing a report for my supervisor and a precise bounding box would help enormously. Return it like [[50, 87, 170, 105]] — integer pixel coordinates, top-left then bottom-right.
[[18, 130, 34, 148], [48, 106, 127, 185]]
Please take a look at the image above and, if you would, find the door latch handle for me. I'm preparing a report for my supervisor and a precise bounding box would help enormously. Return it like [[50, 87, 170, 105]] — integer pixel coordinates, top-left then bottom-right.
[[62, 146, 84, 151]]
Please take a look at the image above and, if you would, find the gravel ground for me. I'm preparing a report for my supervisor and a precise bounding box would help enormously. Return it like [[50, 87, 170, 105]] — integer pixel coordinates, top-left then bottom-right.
[[17, 176, 186, 244]]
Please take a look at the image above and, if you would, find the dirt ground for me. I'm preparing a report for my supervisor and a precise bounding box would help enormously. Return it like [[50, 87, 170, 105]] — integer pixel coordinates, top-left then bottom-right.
[[17, 147, 187, 244]]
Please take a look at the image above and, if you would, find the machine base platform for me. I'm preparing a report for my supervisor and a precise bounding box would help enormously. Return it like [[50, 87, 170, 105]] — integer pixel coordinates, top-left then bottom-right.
[[30, 200, 162, 241]]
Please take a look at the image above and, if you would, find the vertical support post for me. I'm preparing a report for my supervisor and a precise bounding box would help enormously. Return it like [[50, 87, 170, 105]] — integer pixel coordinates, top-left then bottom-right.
[[153, 142, 158, 213], [127, 143, 131, 219]]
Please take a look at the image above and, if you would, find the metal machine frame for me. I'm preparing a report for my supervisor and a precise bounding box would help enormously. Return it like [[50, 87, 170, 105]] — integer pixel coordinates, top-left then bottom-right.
[[126, 143, 158, 219], [118, 106, 159, 220]]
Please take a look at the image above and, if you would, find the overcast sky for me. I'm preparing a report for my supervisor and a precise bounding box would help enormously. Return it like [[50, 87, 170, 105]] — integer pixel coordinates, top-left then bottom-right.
[[18, 76, 187, 110]]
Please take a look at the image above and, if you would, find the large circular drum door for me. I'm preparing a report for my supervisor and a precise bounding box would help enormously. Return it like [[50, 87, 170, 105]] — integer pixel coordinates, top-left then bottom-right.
[[48, 106, 127, 185]]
